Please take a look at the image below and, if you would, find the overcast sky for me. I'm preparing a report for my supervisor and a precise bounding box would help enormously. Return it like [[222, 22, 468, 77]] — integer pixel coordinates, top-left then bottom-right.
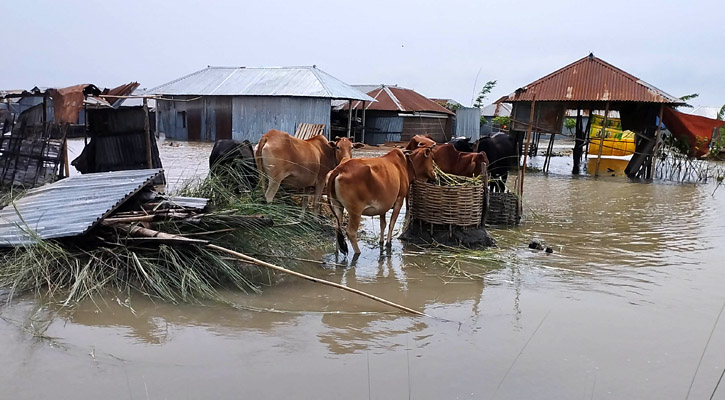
[[2, 0, 723, 107]]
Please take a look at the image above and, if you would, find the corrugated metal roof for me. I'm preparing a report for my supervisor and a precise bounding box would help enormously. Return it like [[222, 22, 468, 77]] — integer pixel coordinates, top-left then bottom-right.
[[503, 54, 684, 104], [0, 169, 163, 246], [346, 85, 455, 115], [481, 102, 512, 117], [147, 66, 375, 101]]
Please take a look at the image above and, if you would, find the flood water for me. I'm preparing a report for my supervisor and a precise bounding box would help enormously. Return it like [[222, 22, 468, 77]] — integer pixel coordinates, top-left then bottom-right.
[[2, 143, 725, 399]]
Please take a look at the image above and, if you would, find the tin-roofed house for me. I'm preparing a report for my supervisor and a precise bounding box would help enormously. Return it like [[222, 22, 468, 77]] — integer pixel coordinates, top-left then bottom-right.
[[340, 85, 455, 145], [149, 66, 374, 142]]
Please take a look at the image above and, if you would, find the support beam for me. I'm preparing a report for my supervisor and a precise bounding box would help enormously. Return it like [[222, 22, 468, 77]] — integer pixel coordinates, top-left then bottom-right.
[[143, 97, 152, 169], [361, 101, 366, 144], [647, 104, 665, 180], [594, 101, 610, 177], [347, 100, 353, 138], [518, 95, 536, 215]]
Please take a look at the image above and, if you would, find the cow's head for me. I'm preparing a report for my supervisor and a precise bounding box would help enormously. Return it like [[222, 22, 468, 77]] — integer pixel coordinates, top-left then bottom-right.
[[406, 147, 436, 182], [328, 137, 364, 164], [404, 134, 436, 151]]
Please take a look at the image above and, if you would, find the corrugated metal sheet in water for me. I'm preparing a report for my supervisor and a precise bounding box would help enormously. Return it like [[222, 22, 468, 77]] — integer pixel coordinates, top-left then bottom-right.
[[148, 66, 375, 102], [0, 169, 163, 246]]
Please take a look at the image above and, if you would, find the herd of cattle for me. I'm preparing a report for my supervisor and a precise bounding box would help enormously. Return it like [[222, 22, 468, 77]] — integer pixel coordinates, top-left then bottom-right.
[[208, 130, 519, 254]]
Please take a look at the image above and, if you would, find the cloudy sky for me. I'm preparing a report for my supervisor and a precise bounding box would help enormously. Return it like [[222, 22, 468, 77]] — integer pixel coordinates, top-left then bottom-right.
[[2, 0, 723, 107]]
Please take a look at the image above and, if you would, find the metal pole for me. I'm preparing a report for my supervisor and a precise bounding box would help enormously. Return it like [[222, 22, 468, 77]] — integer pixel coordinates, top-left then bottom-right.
[[347, 100, 353, 138], [361, 101, 366, 144], [143, 97, 152, 169], [594, 101, 610, 177], [518, 95, 536, 214], [648, 104, 665, 180]]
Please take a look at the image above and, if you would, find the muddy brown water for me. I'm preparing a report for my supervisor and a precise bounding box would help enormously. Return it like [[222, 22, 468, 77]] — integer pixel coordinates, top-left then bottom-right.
[[3, 141, 725, 399]]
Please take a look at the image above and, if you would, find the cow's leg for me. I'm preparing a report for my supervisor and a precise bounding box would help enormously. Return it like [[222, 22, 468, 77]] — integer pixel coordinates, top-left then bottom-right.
[[313, 179, 325, 214], [264, 173, 284, 203], [329, 197, 348, 254], [379, 213, 387, 246], [301, 187, 311, 211], [346, 212, 363, 254], [386, 197, 405, 246]]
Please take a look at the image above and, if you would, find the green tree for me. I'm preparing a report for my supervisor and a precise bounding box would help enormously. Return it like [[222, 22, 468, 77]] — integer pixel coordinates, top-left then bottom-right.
[[678, 93, 699, 108], [717, 103, 725, 120], [473, 80, 497, 108], [564, 118, 576, 134], [492, 116, 511, 127]]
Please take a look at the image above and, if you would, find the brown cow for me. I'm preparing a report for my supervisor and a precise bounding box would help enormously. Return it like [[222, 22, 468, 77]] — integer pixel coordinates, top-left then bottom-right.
[[404, 134, 436, 151], [255, 130, 362, 206], [327, 147, 435, 254], [431, 143, 489, 177]]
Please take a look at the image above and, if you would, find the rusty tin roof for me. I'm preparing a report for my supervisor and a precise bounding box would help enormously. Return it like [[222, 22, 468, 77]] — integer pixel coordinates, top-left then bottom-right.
[[347, 86, 455, 115], [503, 54, 684, 104]]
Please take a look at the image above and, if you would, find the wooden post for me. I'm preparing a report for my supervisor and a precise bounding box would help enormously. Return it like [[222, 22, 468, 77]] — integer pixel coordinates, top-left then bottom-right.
[[594, 101, 610, 177], [62, 137, 70, 178], [42, 94, 47, 126], [648, 104, 665, 180], [518, 95, 536, 214], [361, 101, 366, 144], [347, 100, 353, 138], [143, 97, 152, 169]]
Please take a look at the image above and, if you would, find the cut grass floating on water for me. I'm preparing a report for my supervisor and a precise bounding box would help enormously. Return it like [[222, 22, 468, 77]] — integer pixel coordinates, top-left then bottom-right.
[[0, 165, 335, 307]]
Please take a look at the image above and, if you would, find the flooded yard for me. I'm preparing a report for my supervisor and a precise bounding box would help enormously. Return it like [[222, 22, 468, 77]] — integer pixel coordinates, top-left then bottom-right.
[[3, 143, 725, 399]]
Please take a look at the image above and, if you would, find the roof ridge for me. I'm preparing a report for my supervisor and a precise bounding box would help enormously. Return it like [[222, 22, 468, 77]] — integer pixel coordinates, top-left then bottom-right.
[[209, 68, 241, 95], [308, 67, 333, 97], [147, 67, 211, 93], [384, 86, 405, 111]]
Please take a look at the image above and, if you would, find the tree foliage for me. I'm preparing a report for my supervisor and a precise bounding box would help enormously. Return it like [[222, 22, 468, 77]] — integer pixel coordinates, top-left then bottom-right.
[[678, 93, 699, 108], [564, 118, 577, 134], [492, 116, 511, 127], [473, 80, 497, 108]]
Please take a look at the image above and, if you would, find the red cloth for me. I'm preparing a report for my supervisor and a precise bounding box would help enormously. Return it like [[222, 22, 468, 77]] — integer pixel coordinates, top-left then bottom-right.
[[662, 107, 725, 157]]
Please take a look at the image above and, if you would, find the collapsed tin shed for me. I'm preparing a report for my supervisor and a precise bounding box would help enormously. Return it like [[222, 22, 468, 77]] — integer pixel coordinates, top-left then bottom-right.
[[148, 66, 374, 142]]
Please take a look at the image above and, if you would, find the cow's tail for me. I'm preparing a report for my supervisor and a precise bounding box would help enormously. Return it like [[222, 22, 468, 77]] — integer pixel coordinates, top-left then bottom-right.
[[327, 170, 348, 254], [255, 136, 267, 192]]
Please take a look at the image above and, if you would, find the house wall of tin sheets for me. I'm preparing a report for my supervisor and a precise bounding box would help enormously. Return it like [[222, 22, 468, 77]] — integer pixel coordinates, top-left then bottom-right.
[[157, 95, 330, 142], [363, 115, 404, 145], [455, 107, 482, 140], [402, 116, 451, 143]]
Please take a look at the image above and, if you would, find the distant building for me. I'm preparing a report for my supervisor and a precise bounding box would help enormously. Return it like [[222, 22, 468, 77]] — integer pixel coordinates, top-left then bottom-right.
[[148, 66, 373, 142], [480, 100, 512, 136], [341, 85, 455, 145]]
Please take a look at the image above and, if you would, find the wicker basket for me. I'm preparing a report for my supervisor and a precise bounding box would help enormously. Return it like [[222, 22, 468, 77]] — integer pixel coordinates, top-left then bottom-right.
[[488, 192, 520, 225], [410, 181, 484, 227]]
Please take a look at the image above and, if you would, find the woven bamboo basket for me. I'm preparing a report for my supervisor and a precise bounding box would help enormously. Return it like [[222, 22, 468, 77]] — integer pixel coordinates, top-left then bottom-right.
[[410, 181, 484, 227], [488, 192, 520, 225]]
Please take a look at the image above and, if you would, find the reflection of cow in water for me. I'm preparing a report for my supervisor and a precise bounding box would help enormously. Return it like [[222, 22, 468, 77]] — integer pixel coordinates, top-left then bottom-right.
[[209, 139, 258, 190], [475, 133, 519, 192]]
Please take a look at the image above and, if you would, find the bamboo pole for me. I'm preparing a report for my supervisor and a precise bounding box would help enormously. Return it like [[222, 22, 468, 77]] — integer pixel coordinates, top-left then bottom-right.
[[594, 101, 610, 177], [207, 244, 426, 316], [111, 223, 426, 316], [143, 97, 153, 169], [518, 95, 536, 214]]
